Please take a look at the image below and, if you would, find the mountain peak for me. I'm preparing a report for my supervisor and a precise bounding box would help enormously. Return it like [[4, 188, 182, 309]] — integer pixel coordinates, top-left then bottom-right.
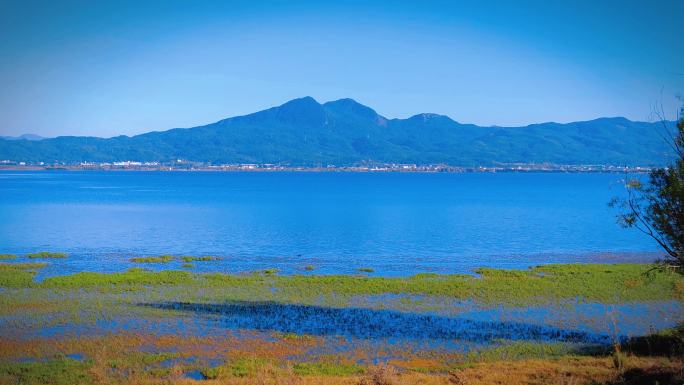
[[324, 98, 363, 106], [407, 113, 454, 123], [323, 98, 379, 121], [280, 96, 320, 108], [274, 96, 326, 126]]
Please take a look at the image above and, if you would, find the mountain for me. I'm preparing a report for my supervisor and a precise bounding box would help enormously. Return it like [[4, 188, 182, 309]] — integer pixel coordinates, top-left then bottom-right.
[[0, 134, 44, 141], [0, 97, 677, 166]]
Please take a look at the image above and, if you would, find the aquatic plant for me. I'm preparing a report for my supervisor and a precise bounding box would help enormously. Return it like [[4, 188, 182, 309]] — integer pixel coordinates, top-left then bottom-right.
[[0, 262, 47, 270], [0, 262, 47, 287], [181, 256, 221, 262], [129, 255, 174, 263], [357, 268, 375, 273], [26, 252, 67, 259], [0, 254, 17, 260], [37, 270, 192, 289]]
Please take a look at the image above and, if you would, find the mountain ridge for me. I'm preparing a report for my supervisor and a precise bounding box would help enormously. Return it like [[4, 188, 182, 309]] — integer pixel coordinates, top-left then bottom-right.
[[0, 97, 677, 166]]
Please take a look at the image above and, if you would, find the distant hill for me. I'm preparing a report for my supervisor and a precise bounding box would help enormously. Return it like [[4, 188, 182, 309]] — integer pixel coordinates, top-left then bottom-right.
[[0, 134, 45, 141], [0, 97, 676, 166]]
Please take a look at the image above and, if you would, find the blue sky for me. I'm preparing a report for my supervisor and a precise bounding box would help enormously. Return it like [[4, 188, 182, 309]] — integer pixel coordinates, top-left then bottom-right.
[[0, 0, 682, 137]]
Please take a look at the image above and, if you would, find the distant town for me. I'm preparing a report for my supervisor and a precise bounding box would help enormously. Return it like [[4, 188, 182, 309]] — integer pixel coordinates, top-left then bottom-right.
[[0, 159, 655, 173]]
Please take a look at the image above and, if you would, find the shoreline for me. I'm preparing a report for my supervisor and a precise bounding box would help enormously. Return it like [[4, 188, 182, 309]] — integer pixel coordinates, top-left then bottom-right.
[[2, 251, 663, 281], [0, 164, 655, 173]]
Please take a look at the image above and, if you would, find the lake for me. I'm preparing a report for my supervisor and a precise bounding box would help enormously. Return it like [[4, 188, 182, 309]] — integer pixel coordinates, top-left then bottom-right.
[[0, 171, 658, 277]]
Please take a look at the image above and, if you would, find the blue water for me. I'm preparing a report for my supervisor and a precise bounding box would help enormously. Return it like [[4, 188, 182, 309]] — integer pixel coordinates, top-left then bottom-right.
[[0, 171, 658, 276]]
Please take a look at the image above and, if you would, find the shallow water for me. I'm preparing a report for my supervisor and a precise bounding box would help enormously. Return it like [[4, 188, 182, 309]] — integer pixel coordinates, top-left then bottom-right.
[[4, 296, 682, 350], [0, 171, 659, 277]]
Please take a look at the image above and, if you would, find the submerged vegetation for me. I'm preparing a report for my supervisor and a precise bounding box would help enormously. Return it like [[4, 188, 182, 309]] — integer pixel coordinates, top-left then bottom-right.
[[26, 252, 67, 259], [181, 256, 221, 262], [129, 255, 222, 264], [129, 255, 174, 263]]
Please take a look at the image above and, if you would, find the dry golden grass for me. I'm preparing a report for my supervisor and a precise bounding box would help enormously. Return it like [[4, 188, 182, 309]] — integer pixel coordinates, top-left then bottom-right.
[[176, 357, 682, 385], [0, 332, 321, 362], [1, 333, 682, 385], [1, 355, 682, 385], [447, 356, 683, 385]]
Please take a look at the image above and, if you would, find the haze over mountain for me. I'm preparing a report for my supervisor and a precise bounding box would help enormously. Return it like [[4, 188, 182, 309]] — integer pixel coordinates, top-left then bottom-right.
[[0, 134, 44, 141], [0, 97, 676, 167]]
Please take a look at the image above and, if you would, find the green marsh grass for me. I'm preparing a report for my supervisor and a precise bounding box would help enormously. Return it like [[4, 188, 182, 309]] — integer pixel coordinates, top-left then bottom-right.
[[1, 263, 680, 306], [26, 252, 67, 259], [0, 254, 16, 260], [0, 262, 681, 346], [181, 256, 221, 262], [129, 255, 174, 263], [465, 341, 577, 362], [0, 357, 92, 385], [292, 361, 365, 376], [0, 262, 47, 287]]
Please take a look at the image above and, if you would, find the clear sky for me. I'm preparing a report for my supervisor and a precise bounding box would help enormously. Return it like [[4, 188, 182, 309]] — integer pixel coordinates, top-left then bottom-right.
[[0, 0, 682, 137]]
